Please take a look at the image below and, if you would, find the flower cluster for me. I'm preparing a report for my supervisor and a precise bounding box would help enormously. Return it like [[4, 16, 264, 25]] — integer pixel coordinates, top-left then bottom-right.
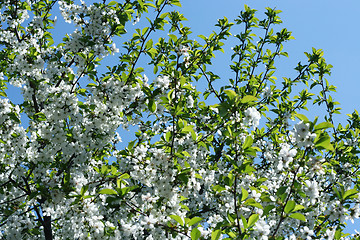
[[244, 107, 261, 128], [291, 121, 317, 147]]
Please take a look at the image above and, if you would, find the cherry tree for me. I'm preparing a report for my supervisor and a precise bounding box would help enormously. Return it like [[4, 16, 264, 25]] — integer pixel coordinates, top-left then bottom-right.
[[1, 0, 360, 239]]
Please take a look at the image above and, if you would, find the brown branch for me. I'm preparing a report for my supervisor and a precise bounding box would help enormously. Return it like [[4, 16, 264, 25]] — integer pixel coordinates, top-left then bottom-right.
[[233, 175, 242, 235], [199, 66, 222, 102], [125, 0, 170, 85], [271, 166, 300, 237]]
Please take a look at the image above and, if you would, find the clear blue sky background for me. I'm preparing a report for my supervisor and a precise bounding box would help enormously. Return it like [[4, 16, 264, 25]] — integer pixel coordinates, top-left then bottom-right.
[[4, 0, 360, 236]]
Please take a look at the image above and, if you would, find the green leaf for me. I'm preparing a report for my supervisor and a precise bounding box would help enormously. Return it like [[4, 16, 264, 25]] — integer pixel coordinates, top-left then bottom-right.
[[244, 147, 257, 156], [120, 186, 138, 196], [170, 215, 184, 226], [244, 198, 263, 209], [0, 91, 7, 97], [191, 228, 201, 240], [240, 215, 248, 229], [87, 83, 97, 88], [227, 232, 237, 238], [168, 34, 177, 42], [170, 0, 181, 7], [217, 102, 229, 117], [263, 205, 275, 215], [241, 187, 249, 201], [343, 189, 358, 200], [195, 173, 202, 179], [224, 89, 237, 100], [101, 165, 109, 175], [143, 27, 150, 37], [147, 48, 158, 58], [211, 229, 221, 240], [80, 185, 89, 196], [284, 200, 295, 214], [153, 65, 158, 74], [242, 136, 253, 149], [334, 229, 342, 240], [242, 164, 256, 174], [224, 172, 234, 187], [295, 113, 309, 122], [333, 187, 342, 199], [247, 214, 259, 228], [77, 88, 87, 96], [182, 125, 194, 133], [47, 37, 54, 46], [289, 213, 306, 221], [165, 131, 172, 142], [213, 185, 226, 192], [276, 186, 288, 202], [119, 173, 130, 180], [241, 95, 258, 103], [148, 99, 156, 112], [276, 186, 287, 197], [188, 217, 202, 227], [315, 135, 334, 151], [34, 112, 46, 121], [292, 204, 305, 212], [191, 130, 197, 141], [108, 1, 117, 6], [98, 189, 117, 195], [314, 122, 334, 131], [182, 151, 191, 157], [159, 12, 169, 20]]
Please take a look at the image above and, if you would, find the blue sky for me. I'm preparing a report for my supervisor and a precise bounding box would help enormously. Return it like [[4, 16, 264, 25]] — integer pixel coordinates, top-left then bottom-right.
[[3, 0, 360, 236]]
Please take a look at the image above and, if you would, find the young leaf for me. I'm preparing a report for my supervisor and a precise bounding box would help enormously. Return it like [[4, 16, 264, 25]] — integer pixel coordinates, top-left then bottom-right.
[[263, 205, 275, 215], [148, 99, 156, 112], [191, 228, 201, 240], [168, 34, 178, 42], [276, 186, 287, 198], [188, 217, 202, 227], [295, 113, 309, 122], [289, 213, 306, 221], [80, 185, 89, 196], [343, 189, 358, 200], [247, 214, 259, 228], [333, 187, 342, 199], [241, 95, 258, 103], [244, 198, 263, 209], [292, 205, 305, 212], [242, 136, 253, 149], [170, 0, 182, 7], [182, 125, 194, 133], [314, 122, 333, 131], [170, 215, 184, 226], [240, 215, 248, 229], [98, 189, 117, 195], [224, 89, 237, 100], [241, 187, 249, 201], [315, 135, 334, 151], [211, 229, 221, 240], [165, 131, 172, 142], [284, 200, 296, 214]]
